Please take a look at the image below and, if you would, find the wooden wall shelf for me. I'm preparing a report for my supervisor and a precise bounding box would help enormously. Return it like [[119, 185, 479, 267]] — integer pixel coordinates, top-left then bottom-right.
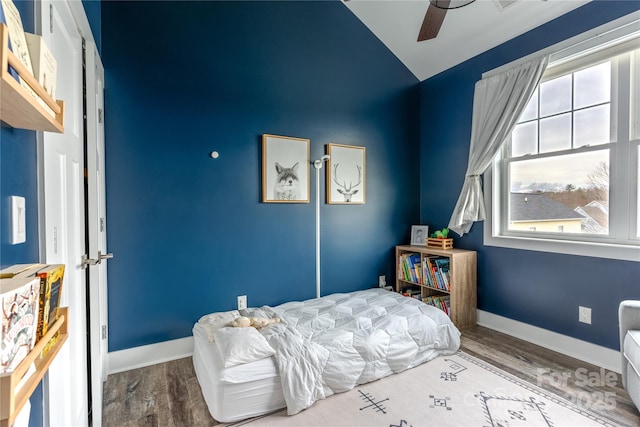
[[0, 307, 69, 427], [0, 23, 64, 133]]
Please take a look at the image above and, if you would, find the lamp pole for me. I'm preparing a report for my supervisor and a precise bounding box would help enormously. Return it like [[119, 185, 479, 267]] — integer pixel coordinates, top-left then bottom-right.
[[313, 155, 330, 299]]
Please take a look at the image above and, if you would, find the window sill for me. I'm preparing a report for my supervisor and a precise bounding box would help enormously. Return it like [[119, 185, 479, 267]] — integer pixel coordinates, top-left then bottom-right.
[[483, 231, 639, 262]]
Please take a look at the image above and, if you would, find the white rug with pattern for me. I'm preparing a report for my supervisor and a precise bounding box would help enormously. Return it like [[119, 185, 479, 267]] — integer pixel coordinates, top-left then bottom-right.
[[228, 351, 623, 427]]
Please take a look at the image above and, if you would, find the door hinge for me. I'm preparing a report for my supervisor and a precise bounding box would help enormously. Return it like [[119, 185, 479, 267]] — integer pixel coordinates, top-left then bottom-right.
[[49, 4, 53, 33], [98, 108, 103, 123], [100, 217, 105, 232], [101, 325, 107, 340]]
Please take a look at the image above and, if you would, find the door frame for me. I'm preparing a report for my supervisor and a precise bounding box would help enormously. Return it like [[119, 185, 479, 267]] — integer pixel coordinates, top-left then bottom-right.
[[35, 1, 108, 425], [85, 38, 108, 426]]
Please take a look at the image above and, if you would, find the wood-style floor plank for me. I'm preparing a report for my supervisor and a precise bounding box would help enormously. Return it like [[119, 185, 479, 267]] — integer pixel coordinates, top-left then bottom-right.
[[460, 326, 639, 426], [102, 326, 640, 426]]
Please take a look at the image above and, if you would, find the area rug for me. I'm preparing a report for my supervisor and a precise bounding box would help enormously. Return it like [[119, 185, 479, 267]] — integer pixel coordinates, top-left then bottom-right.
[[227, 351, 621, 427]]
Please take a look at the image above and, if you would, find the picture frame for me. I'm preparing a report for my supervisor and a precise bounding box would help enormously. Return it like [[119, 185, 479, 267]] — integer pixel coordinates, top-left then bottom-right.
[[262, 134, 310, 203], [410, 225, 429, 246], [326, 143, 366, 204]]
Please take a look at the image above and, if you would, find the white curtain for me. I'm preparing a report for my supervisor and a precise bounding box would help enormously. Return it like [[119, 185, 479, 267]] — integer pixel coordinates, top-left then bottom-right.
[[448, 55, 549, 236]]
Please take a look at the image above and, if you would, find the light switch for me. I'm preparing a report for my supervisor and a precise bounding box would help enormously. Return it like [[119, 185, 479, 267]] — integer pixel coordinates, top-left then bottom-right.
[[10, 196, 26, 244]]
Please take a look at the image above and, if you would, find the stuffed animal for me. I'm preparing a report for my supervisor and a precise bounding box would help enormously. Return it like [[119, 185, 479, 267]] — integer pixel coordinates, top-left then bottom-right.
[[230, 316, 252, 328], [230, 316, 281, 329], [250, 317, 281, 329], [431, 228, 450, 239]]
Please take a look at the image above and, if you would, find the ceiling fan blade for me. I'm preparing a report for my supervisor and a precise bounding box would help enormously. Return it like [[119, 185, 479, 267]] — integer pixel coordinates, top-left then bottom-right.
[[418, 2, 449, 42]]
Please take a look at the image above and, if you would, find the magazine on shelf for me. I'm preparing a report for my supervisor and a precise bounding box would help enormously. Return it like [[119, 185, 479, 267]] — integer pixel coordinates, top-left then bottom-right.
[[25, 32, 57, 116], [0, 274, 40, 374], [35, 264, 65, 341], [0, 0, 37, 99]]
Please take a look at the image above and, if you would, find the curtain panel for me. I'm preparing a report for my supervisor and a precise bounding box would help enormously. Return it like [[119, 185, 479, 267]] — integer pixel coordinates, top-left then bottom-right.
[[448, 55, 549, 236]]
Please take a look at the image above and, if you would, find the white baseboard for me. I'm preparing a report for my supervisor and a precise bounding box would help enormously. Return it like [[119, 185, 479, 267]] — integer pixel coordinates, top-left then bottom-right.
[[108, 336, 194, 375], [477, 310, 621, 373]]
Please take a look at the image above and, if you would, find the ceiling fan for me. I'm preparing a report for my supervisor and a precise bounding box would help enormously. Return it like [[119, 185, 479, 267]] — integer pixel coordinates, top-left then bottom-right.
[[418, 0, 477, 42]]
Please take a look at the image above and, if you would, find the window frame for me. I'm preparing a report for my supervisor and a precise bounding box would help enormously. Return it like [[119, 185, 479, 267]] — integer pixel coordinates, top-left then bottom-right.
[[483, 15, 640, 262]]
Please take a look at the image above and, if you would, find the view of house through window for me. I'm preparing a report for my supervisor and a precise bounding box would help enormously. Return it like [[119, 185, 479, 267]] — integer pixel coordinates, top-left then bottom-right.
[[500, 44, 639, 244]]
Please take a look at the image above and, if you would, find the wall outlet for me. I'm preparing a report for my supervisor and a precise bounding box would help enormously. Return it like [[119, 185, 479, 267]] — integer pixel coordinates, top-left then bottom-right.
[[579, 306, 591, 324], [378, 275, 386, 287], [237, 295, 247, 310]]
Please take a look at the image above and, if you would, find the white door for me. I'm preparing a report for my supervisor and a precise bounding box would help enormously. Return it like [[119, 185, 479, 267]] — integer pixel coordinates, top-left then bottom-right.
[[85, 40, 109, 427], [37, 1, 89, 426]]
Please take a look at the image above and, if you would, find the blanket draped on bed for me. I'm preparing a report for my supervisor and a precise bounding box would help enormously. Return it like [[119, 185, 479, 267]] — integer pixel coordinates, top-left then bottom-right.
[[241, 289, 461, 415]]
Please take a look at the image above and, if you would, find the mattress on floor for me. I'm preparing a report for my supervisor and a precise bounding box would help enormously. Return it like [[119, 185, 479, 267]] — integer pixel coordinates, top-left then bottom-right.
[[192, 323, 286, 423], [193, 289, 461, 420]]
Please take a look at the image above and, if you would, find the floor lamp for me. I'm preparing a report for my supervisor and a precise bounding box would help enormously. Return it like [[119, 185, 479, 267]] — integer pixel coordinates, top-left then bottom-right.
[[313, 155, 330, 298]]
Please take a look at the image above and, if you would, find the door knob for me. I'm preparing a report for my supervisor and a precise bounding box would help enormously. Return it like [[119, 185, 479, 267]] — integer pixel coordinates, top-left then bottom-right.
[[81, 254, 98, 269], [81, 251, 113, 269]]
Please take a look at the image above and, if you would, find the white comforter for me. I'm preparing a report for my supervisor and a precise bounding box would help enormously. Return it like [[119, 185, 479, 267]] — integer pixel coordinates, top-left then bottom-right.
[[241, 288, 461, 415]]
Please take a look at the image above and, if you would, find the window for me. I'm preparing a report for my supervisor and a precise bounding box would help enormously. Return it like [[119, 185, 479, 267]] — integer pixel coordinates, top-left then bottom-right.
[[485, 26, 640, 261]]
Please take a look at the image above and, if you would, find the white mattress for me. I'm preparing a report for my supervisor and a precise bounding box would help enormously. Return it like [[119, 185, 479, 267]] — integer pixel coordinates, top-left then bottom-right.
[[192, 323, 286, 423]]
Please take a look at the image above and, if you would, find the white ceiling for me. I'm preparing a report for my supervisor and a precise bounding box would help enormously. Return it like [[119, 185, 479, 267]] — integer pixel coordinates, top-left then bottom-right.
[[343, 0, 591, 81]]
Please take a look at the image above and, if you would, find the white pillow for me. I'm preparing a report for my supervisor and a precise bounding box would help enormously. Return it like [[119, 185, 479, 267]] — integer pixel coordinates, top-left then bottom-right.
[[198, 310, 240, 342], [214, 327, 276, 368]]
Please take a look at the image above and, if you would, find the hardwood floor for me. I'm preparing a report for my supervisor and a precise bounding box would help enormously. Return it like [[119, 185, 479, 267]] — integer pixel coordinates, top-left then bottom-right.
[[102, 326, 640, 426], [102, 357, 216, 426], [460, 327, 639, 426]]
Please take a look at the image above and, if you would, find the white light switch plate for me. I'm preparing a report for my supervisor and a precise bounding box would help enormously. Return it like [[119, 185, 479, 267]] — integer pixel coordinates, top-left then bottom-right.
[[10, 196, 26, 244], [237, 295, 247, 310]]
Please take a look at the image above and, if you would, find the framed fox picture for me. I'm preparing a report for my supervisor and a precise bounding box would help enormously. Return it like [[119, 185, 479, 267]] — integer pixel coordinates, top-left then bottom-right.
[[262, 134, 310, 203]]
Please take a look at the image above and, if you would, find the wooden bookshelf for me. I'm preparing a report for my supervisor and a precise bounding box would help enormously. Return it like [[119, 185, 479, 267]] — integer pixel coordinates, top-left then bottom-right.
[[396, 245, 477, 329], [0, 307, 69, 427], [0, 23, 64, 133]]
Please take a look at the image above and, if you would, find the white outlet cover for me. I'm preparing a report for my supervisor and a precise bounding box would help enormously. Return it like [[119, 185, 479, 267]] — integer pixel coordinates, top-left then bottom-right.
[[10, 196, 26, 244], [237, 295, 247, 310], [378, 275, 386, 287], [579, 306, 592, 324]]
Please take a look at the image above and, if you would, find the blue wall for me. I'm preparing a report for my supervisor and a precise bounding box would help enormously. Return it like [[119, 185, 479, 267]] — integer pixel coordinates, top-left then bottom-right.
[[0, 127, 39, 266], [82, 0, 101, 53], [420, 1, 640, 350], [101, 1, 420, 351]]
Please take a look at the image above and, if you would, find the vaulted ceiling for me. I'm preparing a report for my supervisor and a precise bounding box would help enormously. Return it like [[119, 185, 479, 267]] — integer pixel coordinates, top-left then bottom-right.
[[343, 0, 591, 81]]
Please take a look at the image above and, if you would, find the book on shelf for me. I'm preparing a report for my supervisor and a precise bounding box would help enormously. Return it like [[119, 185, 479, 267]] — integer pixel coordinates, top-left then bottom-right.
[[35, 264, 65, 341], [0, 273, 40, 374], [401, 254, 412, 282], [423, 256, 451, 291], [402, 254, 413, 282], [434, 258, 450, 291], [0, 263, 66, 334], [0, 0, 38, 99], [423, 256, 440, 290], [24, 32, 57, 117], [41, 328, 61, 357], [399, 253, 422, 284], [400, 287, 421, 299], [410, 253, 421, 283], [423, 295, 450, 316], [422, 257, 433, 288], [0, 263, 43, 279]]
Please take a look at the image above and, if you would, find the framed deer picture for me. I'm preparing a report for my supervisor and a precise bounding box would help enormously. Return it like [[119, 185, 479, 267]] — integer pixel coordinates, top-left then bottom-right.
[[327, 143, 366, 204]]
